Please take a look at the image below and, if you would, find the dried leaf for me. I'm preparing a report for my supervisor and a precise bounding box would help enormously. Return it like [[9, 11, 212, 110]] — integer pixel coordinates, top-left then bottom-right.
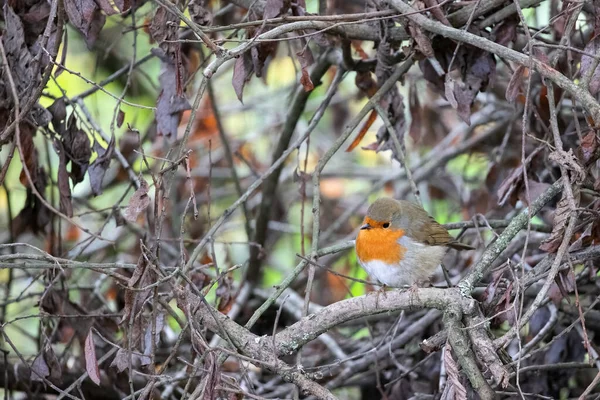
[[232, 52, 254, 102], [423, 0, 449, 25], [355, 71, 377, 96], [43, 343, 62, 380], [95, 0, 118, 15], [407, 20, 434, 59], [30, 354, 49, 382], [110, 348, 129, 373], [569, 223, 593, 252], [506, 65, 527, 103], [492, 17, 518, 47], [539, 189, 579, 253], [123, 178, 150, 222], [154, 48, 191, 139], [216, 274, 234, 313], [189, 0, 212, 26], [580, 34, 600, 95], [346, 110, 377, 152], [117, 109, 125, 128], [58, 147, 73, 217], [409, 81, 423, 143], [48, 98, 67, 132], [3, 5, 36, 100], [296, 46, 314, 92], [63, 114, 91, 185], [203, 353, 220, 400], [88, 138, 115, 196], [579, 131, 598, 164], [441, 343, 467, 400], [114, 0, 131, 12], [84, 330, 101, 385], [142, 313, 164, 365], [149, 6, 179, 56], [264, 0, 287, 19], [64, 0, 106, 48]]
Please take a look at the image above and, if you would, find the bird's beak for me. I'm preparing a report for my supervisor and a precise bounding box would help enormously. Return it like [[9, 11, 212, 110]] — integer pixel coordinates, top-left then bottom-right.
[[360, 223, 371, 230]]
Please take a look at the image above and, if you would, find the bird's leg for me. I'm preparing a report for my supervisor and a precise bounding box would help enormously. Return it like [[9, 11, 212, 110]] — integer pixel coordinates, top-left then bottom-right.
[[407, 282, 421, 303], [375, 284, 388, 308]]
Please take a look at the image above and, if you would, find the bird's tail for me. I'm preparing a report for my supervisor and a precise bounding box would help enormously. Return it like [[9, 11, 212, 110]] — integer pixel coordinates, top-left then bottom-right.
[[448, 241, 475, 251]]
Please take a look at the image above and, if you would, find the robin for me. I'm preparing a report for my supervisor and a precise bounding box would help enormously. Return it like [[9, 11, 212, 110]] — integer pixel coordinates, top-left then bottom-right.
[[355, 198, 474, 288]]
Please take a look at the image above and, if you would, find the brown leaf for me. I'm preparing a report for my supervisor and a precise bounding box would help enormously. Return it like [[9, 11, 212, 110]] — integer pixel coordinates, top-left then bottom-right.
[[117, 109, 125, 128], [123, 178, 150, 222], [154, 48, 191, 139], [149, 6, 179, 56], [189, 0, 212, 26], [296, 46, 314, 92], [346, 109, 377, 152], [423, 0, 449, 25], [264, 0, 288, 19], [30, 353, 49, 382], [110, 348, 129, 373], [63, 114, 91, 185], [355, 71, 377, 97], [95, 0, 118, 15], [579, 131, 598, 164], [84, 330, 101, 385], [48, 98, 67, 132], [44, 343, 62, 380], [3, 5, 37, 101], [580, 34, 600, 95], [232, 52, 254, 102], [407, 20, 434, 59], [203, 353, 221, 400], [409, 81, 423, 143], [88, 138, 115, 196], [441, 343, 467, 400], [114, 0, 131, 12], [539, 189, 579, 253], [58, 147, 73, 217], [216, 274, 234, 313], [518, 180, 550, 206], [64, 0, 106, 48], [492, 17, 518, 47], [142, 313, 164, 365], [506, 65, 527, 103]]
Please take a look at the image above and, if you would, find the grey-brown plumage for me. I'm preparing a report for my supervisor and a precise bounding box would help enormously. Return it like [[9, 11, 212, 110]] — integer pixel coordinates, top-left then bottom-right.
[[365, 198, 474, 250]]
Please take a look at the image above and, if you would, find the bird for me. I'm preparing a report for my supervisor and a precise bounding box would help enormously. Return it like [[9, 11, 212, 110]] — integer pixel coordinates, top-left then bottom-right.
[[355, 198, 474, 288]]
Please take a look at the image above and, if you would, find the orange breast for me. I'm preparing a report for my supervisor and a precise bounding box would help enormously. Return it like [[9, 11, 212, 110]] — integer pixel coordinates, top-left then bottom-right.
[[356, 222, 406, 265]]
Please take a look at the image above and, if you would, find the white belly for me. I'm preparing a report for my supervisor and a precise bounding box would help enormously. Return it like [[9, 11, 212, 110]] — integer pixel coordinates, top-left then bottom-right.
[[358, 237, 448, 287]]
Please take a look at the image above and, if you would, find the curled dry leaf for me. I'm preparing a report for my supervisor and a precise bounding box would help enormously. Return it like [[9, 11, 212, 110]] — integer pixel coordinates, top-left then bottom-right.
[[440, 343, 467, 400], [142, 313, 165, 365], [506, 65, 527, 103], [88, 137, 115, 196], [297, 45, 315, 92], [189, 0, 212, 26], [63, 113, 91, 185], [232, 52, 254, 102], [580, 34, 600, 95], [578, 131, 599, 165], [123, 178, 150, 222], [84, 330, 101, 385], [419, 38, 496, 125], [30, 353, 50, 382], [539, 187, 580, 253], [57, 146, 73, 217], [64, 0, 106, 48], [116, 109, 125, 128]]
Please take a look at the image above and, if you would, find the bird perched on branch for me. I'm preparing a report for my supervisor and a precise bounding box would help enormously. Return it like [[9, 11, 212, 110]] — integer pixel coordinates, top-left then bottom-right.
[[355, 198, 474, 288]]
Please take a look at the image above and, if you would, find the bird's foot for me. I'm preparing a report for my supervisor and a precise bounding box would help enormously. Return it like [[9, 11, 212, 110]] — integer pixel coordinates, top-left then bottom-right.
[[375, 284, 388, 308]]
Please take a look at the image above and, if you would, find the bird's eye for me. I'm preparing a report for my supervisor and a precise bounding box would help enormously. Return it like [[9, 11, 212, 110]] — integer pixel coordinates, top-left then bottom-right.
[[382, 222, 390, 228]]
